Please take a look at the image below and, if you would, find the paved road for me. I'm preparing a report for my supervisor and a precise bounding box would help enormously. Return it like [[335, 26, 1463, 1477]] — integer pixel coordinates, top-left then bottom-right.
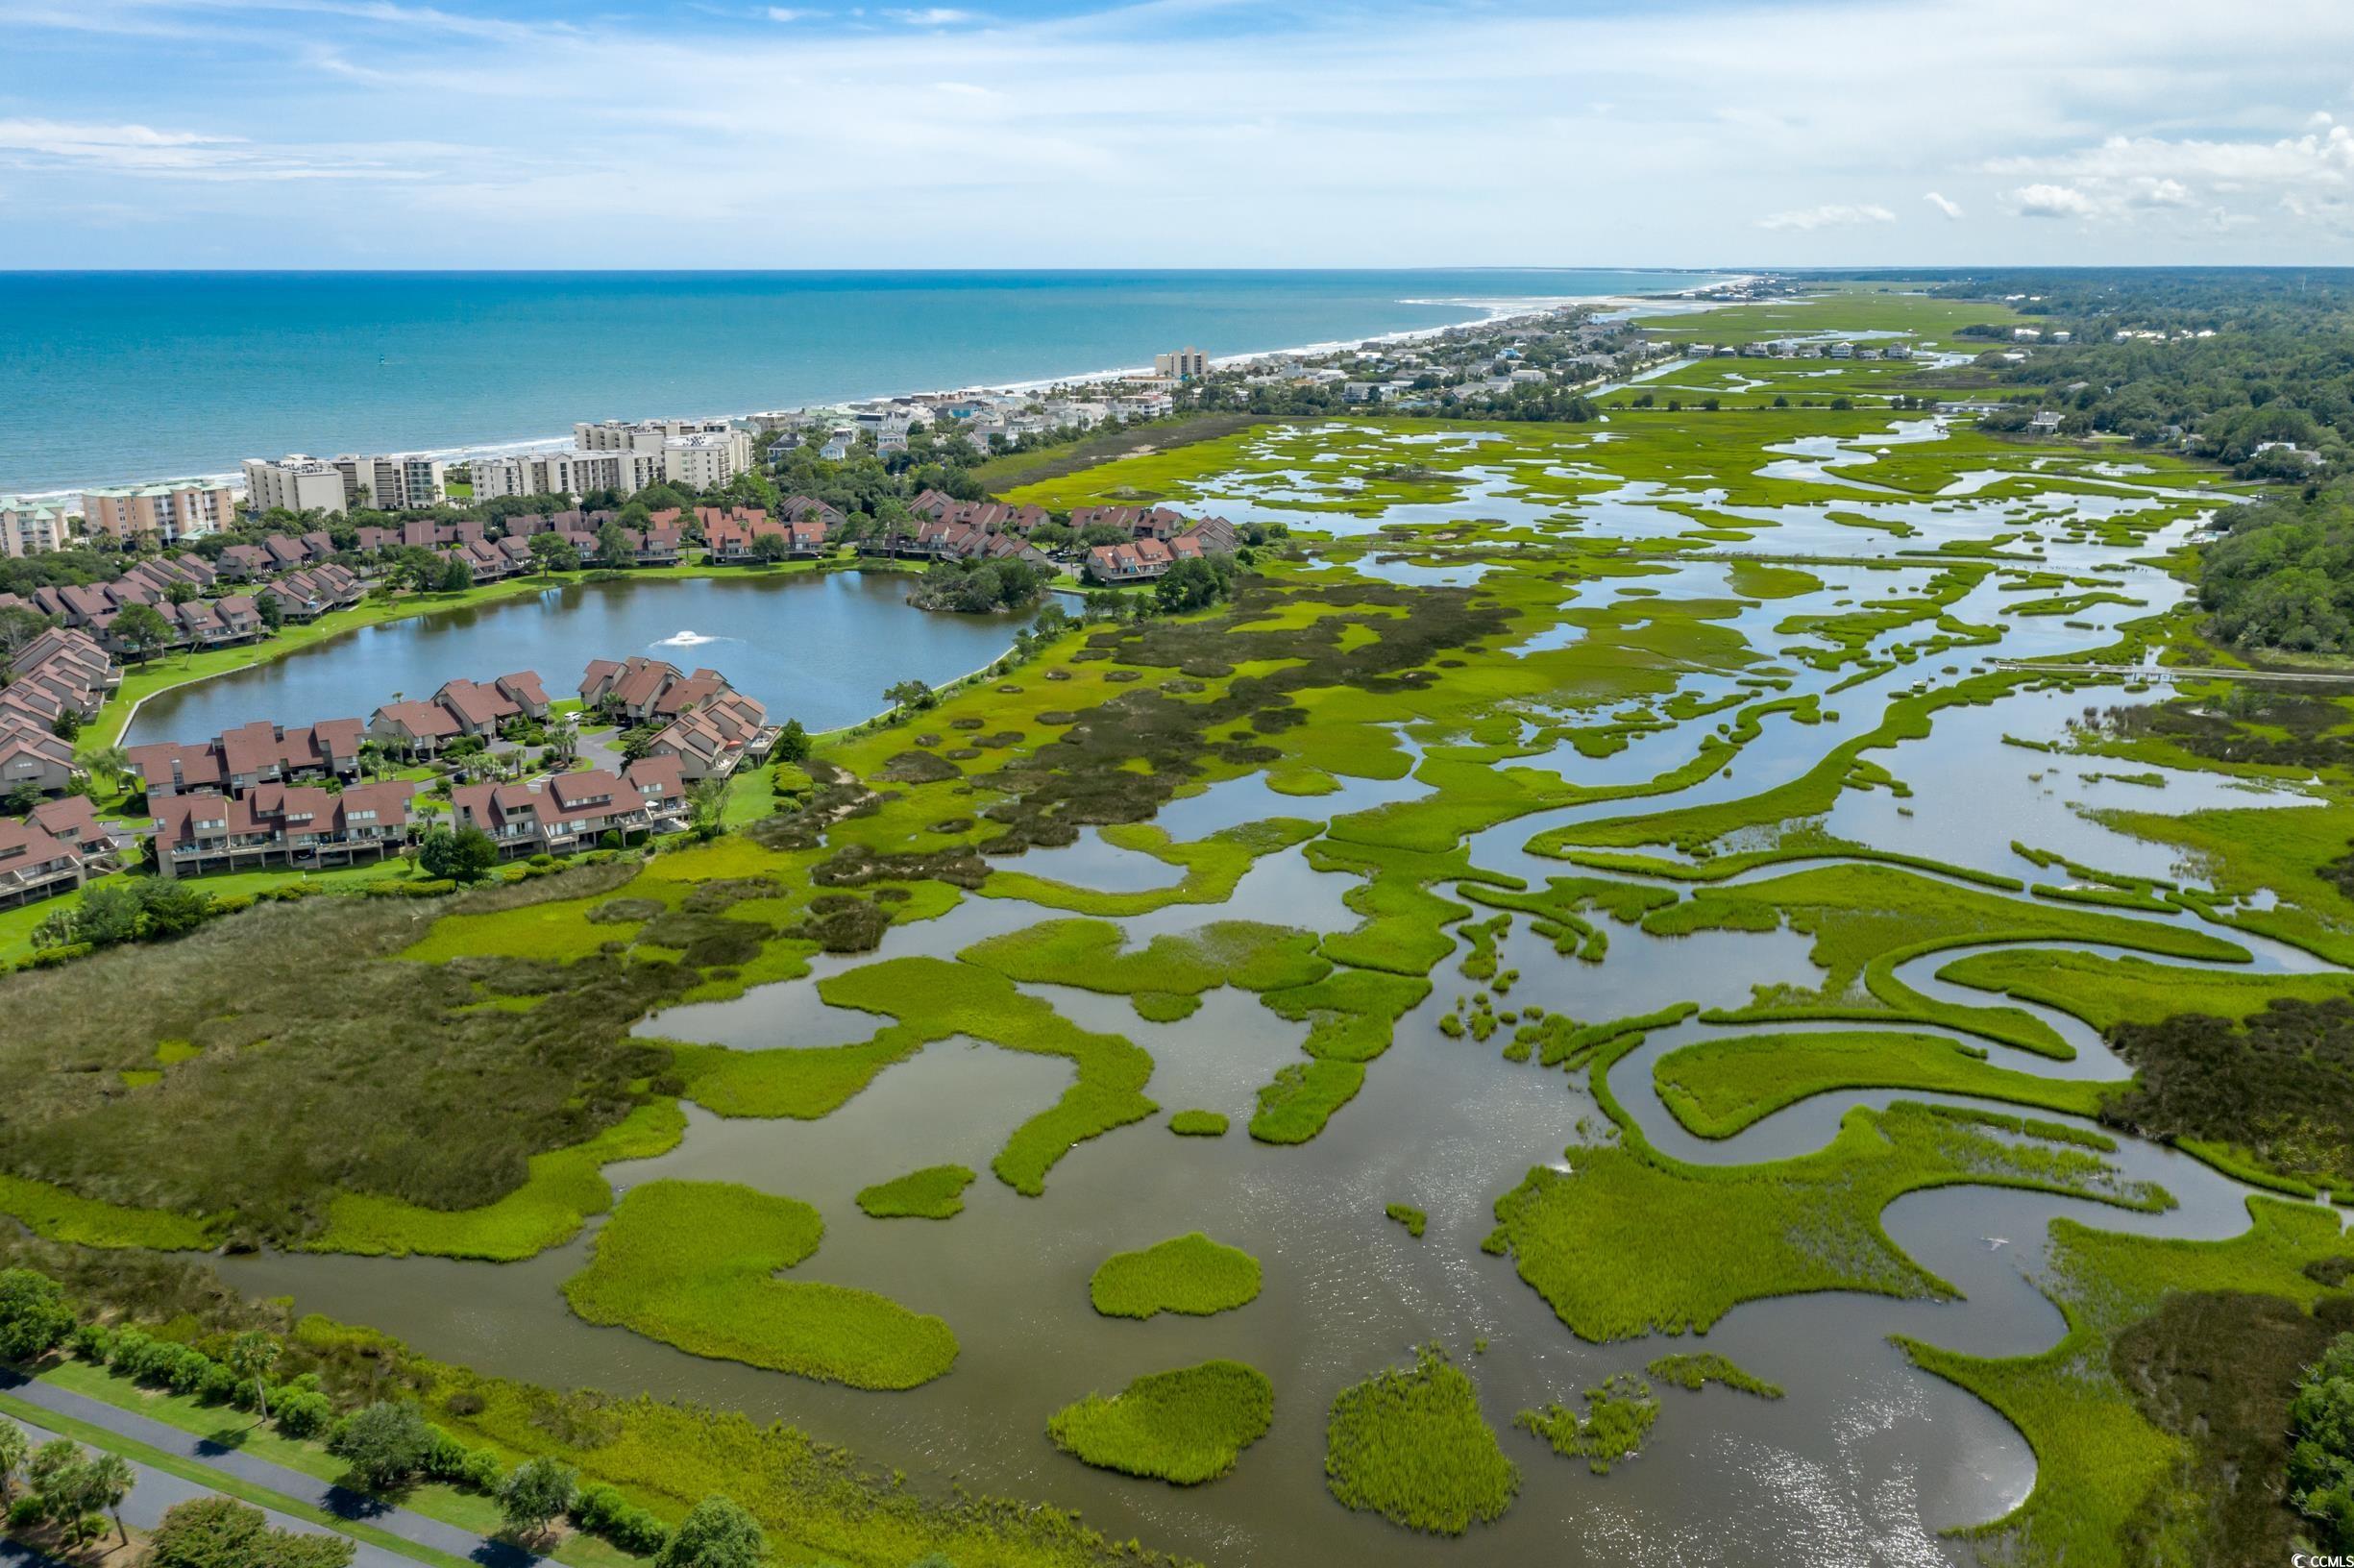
[[1, 1373, 540, 1567], [4, 1409, 415, 1568]]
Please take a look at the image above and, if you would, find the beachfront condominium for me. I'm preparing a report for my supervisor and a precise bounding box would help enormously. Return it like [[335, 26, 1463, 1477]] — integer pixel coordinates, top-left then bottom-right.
[[469, 447, 668, 502], [575, 418, 756, 488], [81, 479, 236, 545], [0, 497, 74, 557], [242, 453, 450, 516], [1154, 347, 1209, 379], [240, 456, 347, 516]]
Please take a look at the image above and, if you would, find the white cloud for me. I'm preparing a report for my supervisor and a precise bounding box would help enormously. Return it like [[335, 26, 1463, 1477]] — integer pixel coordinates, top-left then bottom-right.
[[2009, 183, 2097, 219], [1923, 190, 1963, 219], [1756, 203, 1895, 232], [0, 116, 440, 181], [13, 0, 2354, 263], [1984, 111, 2354, 229]]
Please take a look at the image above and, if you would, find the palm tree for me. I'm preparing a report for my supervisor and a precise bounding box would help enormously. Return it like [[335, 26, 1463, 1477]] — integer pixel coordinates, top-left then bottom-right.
[[229, 1331, 281, 1421], [88, 1452, 133, 1546]]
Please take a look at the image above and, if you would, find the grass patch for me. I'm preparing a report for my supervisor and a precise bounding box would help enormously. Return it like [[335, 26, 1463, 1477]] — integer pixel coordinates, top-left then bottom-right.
[[1089, 1232, 1262, 1320], [1514, 1372, 1658, 1475], [309, 1099, 684, 1261], [1045, 1360, 1274, 1485], [1167, 1110, 1228, 1137], [1652, 1030, 2115, 1139], [1645, 1352, 1783, 1399], [678, 955, 1156, 1196], [561, 1180, 958, 1389], [1324, 1345, 1518, 1535], [854, 1164, 975, 1220], [1385, 1203, 1428, 1238], [1488, 1036, 2170, 1342]]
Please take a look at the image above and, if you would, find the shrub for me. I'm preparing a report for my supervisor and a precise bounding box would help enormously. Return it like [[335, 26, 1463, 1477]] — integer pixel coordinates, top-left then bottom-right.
[[276, 1390, 333, 1437], [0, 1267, 74, 1360], [328, 1401, 436, 1489]]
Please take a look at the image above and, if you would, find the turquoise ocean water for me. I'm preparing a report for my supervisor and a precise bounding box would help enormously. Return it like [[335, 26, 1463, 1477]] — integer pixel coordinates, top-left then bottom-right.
[[0, 269, 1722, 494]]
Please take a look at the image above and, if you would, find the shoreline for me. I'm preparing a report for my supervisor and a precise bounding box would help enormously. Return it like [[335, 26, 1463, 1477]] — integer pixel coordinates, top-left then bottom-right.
[[12, 277, 1750, 507]]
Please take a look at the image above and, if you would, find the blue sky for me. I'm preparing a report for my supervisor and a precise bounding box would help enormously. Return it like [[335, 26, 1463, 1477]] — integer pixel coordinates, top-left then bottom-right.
[[3, 0, 2351, 267]]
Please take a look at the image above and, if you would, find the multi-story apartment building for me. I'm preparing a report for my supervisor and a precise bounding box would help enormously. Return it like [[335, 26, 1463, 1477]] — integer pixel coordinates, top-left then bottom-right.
[[1154, 346, 1209, 379], [663, 430, 753, 488], [80, 479, 235, 544], [469, 447, 668, 502], [0, 496, 72, 557], [240, 455, 349, 516], [242, 453, 450, 515], [573, 418, 754, 489]]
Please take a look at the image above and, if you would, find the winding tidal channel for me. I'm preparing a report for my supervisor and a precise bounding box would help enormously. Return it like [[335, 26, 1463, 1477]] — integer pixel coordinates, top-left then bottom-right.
[[207, 416, 2336, 1567]]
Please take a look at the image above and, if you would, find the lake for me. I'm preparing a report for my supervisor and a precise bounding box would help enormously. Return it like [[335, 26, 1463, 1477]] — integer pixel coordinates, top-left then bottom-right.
[[123, 571, 1019, 746]]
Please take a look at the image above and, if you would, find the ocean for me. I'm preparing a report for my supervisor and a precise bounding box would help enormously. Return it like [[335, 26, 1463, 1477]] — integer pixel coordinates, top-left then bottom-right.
[[0, 269, 1725, 496]]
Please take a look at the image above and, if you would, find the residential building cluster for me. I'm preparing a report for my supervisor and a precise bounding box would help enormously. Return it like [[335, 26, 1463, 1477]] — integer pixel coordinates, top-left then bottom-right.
[[888, 489, 1239, 581], [241, 452, 451, 517], [1680, 338, 1914, 362], [0, 629, 125, 906], [0, 496, 73, 558], [2, 628, 115, 799], [0, 549, 362, 657], [471, 419, 756, 501], [451, 756, 689, 859], [576, 656, 774, 779], [49, 654, 772, 894], [80, 480, 238, 546]]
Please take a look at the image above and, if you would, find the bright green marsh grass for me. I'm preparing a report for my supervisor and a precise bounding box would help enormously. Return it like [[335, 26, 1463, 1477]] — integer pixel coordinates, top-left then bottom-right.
[[1045, 1360, 1274, 1485], [855, 1164, 975, 1219], [960, 917, 1331, 997], [1646, 1352, 1783, 1400], [1168, 1110, 1229, 1136], [309, 1099, 684, 1261], [562, 1180, 958, 1388], [677, 955, 1157, 1196], [1515, 1372, 1658, 1475], [1652, 1030, 2115, 1139], [1324, 1345, 1519, 1535], [0, 1171, 221, 1251], [1490, 1037, 2172, 1342], [1089, 1232, 1262, 1319]]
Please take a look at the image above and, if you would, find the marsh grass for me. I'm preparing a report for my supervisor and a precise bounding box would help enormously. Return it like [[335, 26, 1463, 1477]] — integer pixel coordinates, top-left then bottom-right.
[[562, 1181, 958, 1389], [1385, 1203, 1428, 1238], [1090, 1233, 1261, 1320], [0, 866, 673, 1242], [1490, 1035, 2173, 1341], [854, 1164, 975, 1220], [1652, 1029, 2112, 1139], [1045, 1360, 1273, 1485], [1324, 1345, 1518, 1535], [1514, 1372, 1659, 1474], [1167, 1111, 1228, 1137], [1645, 1352, 1783, 1400]]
